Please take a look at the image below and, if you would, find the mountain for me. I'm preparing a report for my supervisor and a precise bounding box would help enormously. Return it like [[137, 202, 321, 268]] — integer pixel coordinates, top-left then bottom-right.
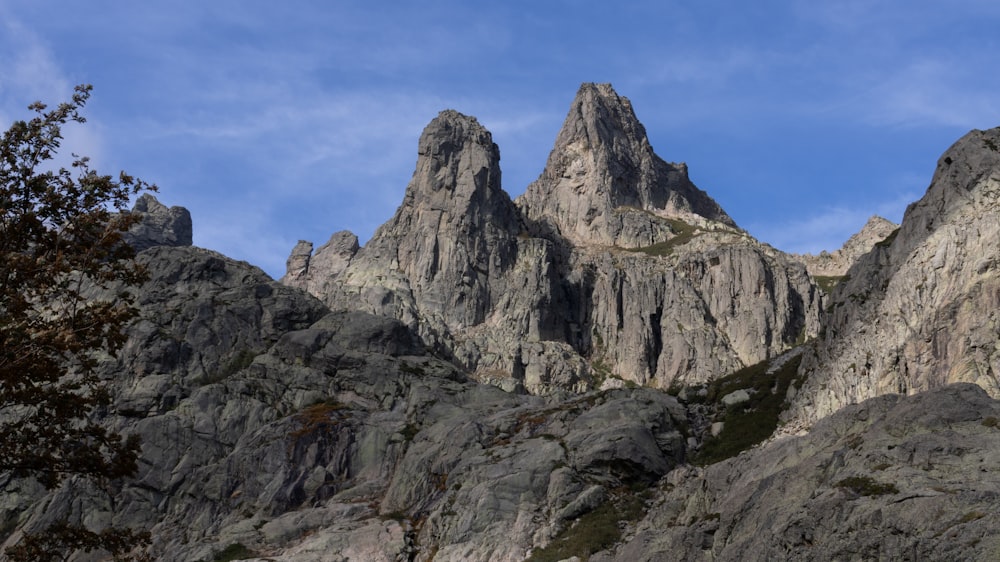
[[609, 383, 1000, 561], [1, 232, 690, 561], [4, 85, 1000, 561], [286, 83, 821, 392]]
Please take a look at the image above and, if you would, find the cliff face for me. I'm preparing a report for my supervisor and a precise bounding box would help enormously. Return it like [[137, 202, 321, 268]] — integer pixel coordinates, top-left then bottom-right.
[[608, 383, 1000, 561], [287, 83, 821, 392], [787, 127, 1000, 428], [7, 236, 996, 562]]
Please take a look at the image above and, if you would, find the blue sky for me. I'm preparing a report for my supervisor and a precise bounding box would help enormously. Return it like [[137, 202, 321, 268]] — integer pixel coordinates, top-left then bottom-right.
[[2, 1, 999, 278]]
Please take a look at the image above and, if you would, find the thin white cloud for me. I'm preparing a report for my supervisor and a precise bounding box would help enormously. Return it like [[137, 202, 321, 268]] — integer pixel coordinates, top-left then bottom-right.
[[0, 19, 68, 103], [859, 60, 1000, 129], [748, 191, 919, 255], [0, 15, 107, 172]]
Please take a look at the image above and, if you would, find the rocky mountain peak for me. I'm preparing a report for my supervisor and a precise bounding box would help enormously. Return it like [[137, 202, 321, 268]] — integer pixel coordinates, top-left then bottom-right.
[[375, 109, 521, 241], [517, 82, 735, 248], [793, 215, 898, 278], [556, 82, 652, 171], [286, 85, 820, 393], [311, 109, 524, 347]]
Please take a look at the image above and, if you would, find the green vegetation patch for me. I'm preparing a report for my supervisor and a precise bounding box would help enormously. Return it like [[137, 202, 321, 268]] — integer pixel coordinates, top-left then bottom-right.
[[211, 543, 256, 562], [590, 357, 613, 384], [814, 275, 845, 293], [289, 400, 350, 441], [222, 348, 258, 376], [629, 218, 699, 257], [526, 489, 650, 562], [691, 354, 804, 466], [959, 511, 986, 524], [835, 475, 898, 496]]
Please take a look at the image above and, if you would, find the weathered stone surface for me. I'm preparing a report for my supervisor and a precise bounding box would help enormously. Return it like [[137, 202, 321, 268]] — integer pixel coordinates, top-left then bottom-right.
[[7, 95, 1000, 562], [123, 193, 193, 252], [322, 110, 524, 353], [603, 384, 1000, 561], [578, 232, 821, 387], [787, 127, 1000, 429], [281, 231, 360, 295]]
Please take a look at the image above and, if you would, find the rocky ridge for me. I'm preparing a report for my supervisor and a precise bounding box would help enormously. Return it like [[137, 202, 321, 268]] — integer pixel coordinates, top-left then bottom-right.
[[5, 205, 997, 561], [516, 82, 735, 248], [123, 193, 193, 252], [288, 83, 822, 393], [791, 215, 898, 279], [602, 383, 1000, 561]]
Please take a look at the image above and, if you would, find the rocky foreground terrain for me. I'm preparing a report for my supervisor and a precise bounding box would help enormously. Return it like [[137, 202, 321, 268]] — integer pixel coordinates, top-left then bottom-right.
[[3, 83, 1000, 561]]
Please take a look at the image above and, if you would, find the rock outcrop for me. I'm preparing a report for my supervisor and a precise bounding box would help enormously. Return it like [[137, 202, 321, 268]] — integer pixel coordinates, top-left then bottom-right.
[[792, 215, 898, 278], [286, 83, 822, 392], [787, 127, 1000, 428], [599, 383, 1000, 561], [123, 193, 193, 252], [281, 230, 359, 296]]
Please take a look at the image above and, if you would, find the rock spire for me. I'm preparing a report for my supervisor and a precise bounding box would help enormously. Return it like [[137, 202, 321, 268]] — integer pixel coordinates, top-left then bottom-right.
[[517, 82, 734, 247]]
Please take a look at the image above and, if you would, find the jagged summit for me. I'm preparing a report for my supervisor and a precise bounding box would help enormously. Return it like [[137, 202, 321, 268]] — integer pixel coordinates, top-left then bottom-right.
[[283, 111, 521, 303], [312, 109, 524, 348], [517, 82, 735, 248], [793, 215, 898, 278], [386, 109, 520, 236]]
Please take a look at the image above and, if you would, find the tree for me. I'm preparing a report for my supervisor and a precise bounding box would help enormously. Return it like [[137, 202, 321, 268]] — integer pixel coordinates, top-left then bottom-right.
[[0, 85, 154, 561]]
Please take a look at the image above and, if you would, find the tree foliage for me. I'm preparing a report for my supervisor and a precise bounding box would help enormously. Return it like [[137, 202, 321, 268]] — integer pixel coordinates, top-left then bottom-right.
[[0, 85, 153, 560]]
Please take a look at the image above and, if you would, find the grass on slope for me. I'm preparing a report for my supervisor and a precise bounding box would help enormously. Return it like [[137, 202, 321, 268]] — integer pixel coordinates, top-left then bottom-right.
[[629, 218, 699, 256], [526, 488, 650, 562], [689, 354, 804, 466]]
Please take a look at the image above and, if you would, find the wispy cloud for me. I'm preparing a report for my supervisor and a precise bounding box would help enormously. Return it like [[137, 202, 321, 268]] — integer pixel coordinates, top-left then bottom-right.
[[0, 15, 107, 171], [858, 60, 1000, 129], [747, 190, 920, 255]]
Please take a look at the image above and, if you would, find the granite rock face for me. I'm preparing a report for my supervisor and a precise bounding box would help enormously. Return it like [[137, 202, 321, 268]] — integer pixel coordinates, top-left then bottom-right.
[[281, 230, 359, 296], [783, 127, 1000, 429], [287, 84, 821, 392], [6, 90, 1000, 561]]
